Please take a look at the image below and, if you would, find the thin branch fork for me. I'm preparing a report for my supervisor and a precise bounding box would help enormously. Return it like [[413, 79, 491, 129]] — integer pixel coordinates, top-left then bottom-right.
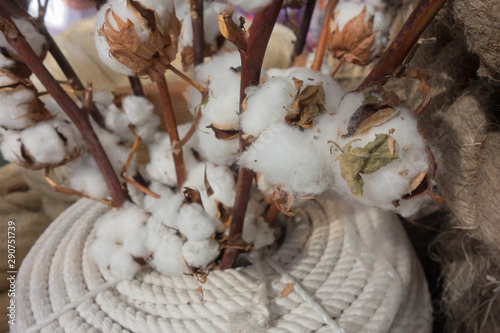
[[358, 0, 448, 89], [220, 0, 285, 270], [311, 0, 339, 71], [218, 6, 249, 52], [0, 7, 129, 208], [292, 0, 317, 60]]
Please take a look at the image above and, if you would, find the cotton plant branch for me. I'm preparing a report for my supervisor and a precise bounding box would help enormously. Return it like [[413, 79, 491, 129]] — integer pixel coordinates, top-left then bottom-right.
[[358, 0, 448, 89], [152, 71, 186, 191], [219, 0, 285, 270], [189, 0, 204, 66], [128, 76, 145, 96], [0, 6, 130, 208], [292, 0, 317, 60], [311, 0, 339, 71]]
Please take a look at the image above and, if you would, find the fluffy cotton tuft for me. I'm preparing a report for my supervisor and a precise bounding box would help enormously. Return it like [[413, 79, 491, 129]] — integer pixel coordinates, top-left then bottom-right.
[[67, 156, 110, 199], [177, 203, 223, 241], [20, 122, 66, 164], [150, 233, 188, 275], [0, 87, 36, 130], [0, 18, 46, 58], [0, 130, 23, 164], [182, 239, 220, 268]]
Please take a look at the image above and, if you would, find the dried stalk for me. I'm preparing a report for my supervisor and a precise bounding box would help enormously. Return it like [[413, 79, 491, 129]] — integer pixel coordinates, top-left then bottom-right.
[[0, 7, 129, 207], [190, 0, 204, 66], [128, 76, 145, 96], [153, 72, 186, 191], [311, 0, 339, 71], [292, 0, 317, 60], [220, 0, 285, 270], [358, 0, 448, 89], [330, 55, 345, 77]]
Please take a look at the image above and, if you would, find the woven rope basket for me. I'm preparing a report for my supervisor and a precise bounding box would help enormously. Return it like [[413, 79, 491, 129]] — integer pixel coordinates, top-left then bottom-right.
[[15, 195, 432, 333]]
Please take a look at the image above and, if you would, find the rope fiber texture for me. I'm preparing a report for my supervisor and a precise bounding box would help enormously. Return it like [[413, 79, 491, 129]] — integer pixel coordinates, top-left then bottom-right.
[[15, 195, 432, 333]]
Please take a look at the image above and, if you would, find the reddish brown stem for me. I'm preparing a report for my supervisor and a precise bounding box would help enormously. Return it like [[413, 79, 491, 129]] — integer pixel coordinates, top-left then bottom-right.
[[176, 106, 202, 149], [153, 72, 186, 191], [311, 0, 339, 71], [330, 55, 345, 77], [358, 0, 448, 89], [264, 203, 280, 227], [292, 0, 317, 59], [128, 76, 145, 96], [220, 0, 284, 270], [190, 0, 204, 66], [0, 8, 129, 207]]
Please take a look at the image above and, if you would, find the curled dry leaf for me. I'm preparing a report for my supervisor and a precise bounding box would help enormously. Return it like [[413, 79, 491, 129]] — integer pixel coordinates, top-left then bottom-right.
[[328, 7, 377, 66], [401, 67, 434, 116], [207, 123, 239, 140], [182, 187, 204, 207], [265, 183, 295, 216], [217, 6, 248, 52], [98, 0, 181, 79], [285, 84, 326, 130], [336, 134, 399, 197]]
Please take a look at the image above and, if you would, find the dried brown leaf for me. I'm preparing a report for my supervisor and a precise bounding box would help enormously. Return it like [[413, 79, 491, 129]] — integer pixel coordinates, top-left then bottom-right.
[[207, 123, 239, 140], [286, 84, 326, 129], [182, 187, 204, 207], [204, 164, 214, 197]]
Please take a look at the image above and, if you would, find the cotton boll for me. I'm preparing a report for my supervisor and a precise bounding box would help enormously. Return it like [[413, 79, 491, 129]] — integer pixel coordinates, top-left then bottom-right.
[[0, 130, 23, 164], [143, 180, 175, 211], [241, 76, 294, 136], [185, 162, 236, 208], [145, 217, 178, 253], [88, 238, 121, 269], [151, 233, 188, 275], [93, 91, 115, 111], [253, 217, 275, 249], [178, 203, 223, 241], [240, 124, 331, 195], [182, 239, 220, 269], [122, 95, 156, 126], [109, 248, 142, 279], [150, 193, 184, 229], [20, 122, 66, 164], [0, 18, 46, 58], [67, 156, 110, 199], [242, 196, 267, 244], [230, 0, 273, 11], [146, 133, 198, 187], [105, 104, 132, 142], [49, 119, 82, 153], [0, 87, 35, 130]]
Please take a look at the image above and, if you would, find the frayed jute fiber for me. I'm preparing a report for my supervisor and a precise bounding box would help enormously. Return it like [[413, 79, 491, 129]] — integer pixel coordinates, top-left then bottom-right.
[[15, 196, 431, 333]]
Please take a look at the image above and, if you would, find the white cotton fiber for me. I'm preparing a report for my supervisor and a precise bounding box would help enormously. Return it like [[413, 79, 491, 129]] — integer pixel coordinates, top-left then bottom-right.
[[145, 217, 177, 253], [108, 248, 142, 279], [122, 96, 159, 142], [0, 87, 35, 130], [253, 217, 275, 249], [230, 0, 273, 11], [67, 156, 109, 199], [149, 192, 184, 229], [0, 18, 46, 58], [88, 238, 121, 269], [151, 233, 188, 275], [177, 203, 223, 240], [182, 239, 220, 268], [20, 121, 66, 164], [104, 103, 131, 141], [146, 132, 198, 187], [0, 53, 15, 69], [143, 180, 175, 211], [0, 130, 23, 164]]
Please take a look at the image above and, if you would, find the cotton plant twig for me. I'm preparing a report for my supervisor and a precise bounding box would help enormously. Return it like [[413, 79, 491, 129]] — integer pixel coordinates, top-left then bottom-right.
[[330, 55, 345, 77], [121, 125, 160, 198], [311, 0, 339, 71], [167, 64, 206, 94], [358, 0, 448, 89], [219, 0, 285, 270], [152, 71, 186, 191], [0, 7, 130, 208], [190, 0, 204, 66], [292, 0, 317, 60], [128, 76, 145, 96]]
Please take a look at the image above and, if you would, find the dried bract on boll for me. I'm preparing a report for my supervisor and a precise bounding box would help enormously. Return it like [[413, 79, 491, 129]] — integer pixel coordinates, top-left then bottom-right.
[[328, 1, 389, 66], [95, 0, 181, 78]]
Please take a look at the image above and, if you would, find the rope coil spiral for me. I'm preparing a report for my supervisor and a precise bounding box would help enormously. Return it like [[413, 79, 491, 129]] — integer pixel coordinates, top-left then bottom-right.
[[15, 196, 432, 332]]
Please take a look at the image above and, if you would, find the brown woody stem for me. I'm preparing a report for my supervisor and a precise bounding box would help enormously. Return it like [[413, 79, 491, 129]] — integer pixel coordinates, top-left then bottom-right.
[[330, 55, 345, 77], [153, 72, 186, 191], [128, 76, 145, 96], [311, 0, 339, 71], [292, 0, 317, 59], [190, 0, 204, 66], [167, 64, 206, 94], [220, 0, 284, 270], [358, 0, 448, 89], [0, 8, 129, 207]]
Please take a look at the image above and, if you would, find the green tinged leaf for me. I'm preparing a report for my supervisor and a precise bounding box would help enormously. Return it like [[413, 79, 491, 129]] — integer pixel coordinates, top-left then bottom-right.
[[362, 87, 379, 104], [336, 134, 399, 197]]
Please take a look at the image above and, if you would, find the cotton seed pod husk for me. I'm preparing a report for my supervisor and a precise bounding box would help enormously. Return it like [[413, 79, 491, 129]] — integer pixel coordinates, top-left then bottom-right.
[[97, 0, 181, 79]]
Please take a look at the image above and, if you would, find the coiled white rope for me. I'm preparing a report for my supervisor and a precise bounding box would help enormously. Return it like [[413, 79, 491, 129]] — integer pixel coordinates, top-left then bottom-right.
[[15, 196, 432, 333]]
